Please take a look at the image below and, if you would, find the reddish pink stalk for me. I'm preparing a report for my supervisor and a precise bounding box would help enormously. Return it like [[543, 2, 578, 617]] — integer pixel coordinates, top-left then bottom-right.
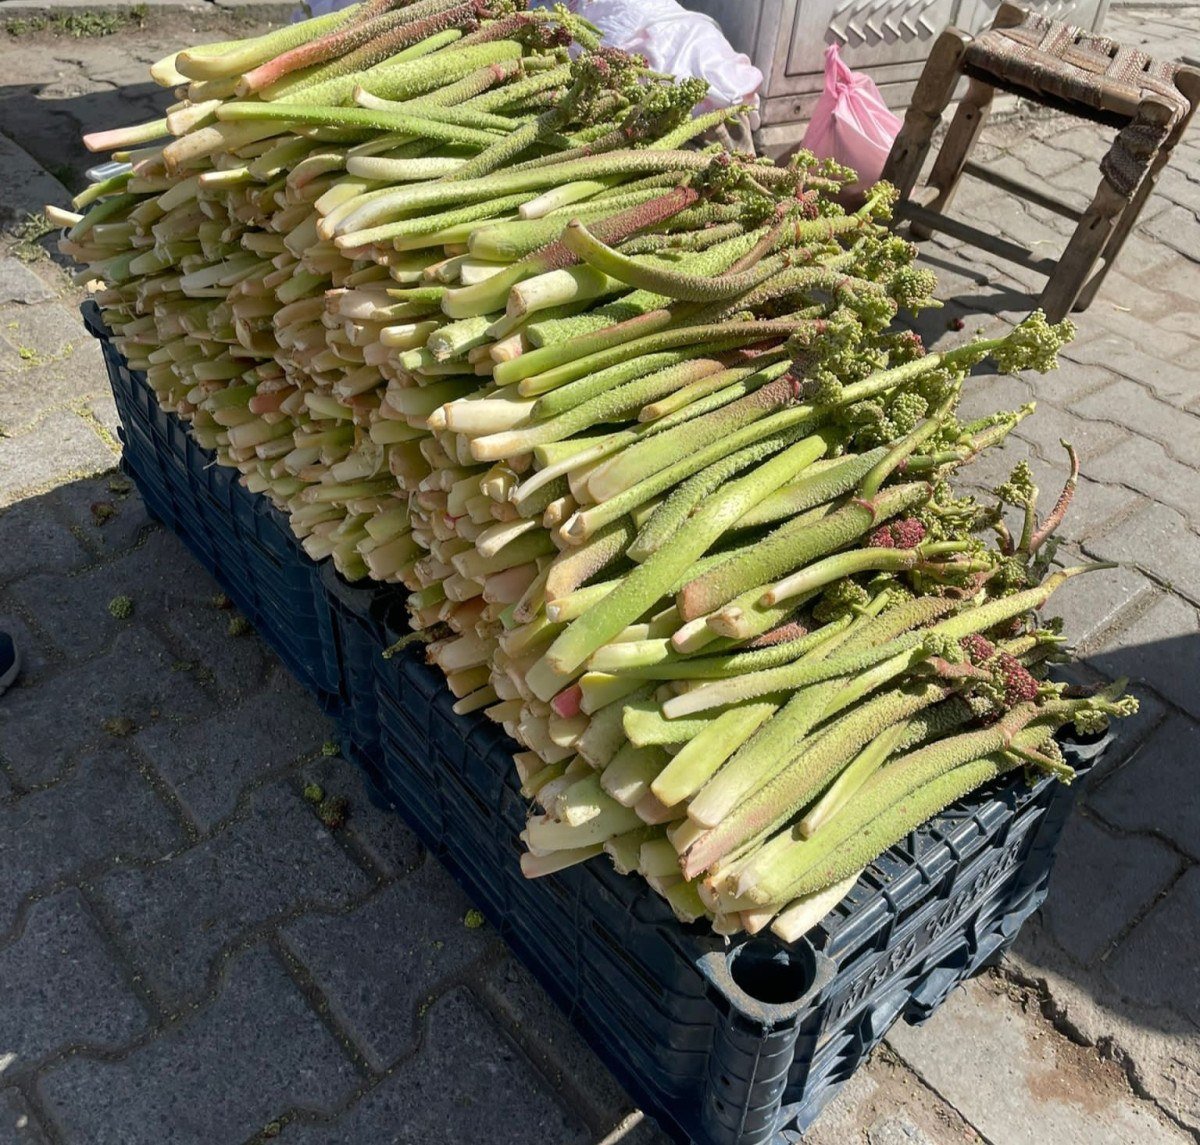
[[1029, 442, 1079, 554], [240, 0, 479, 93], [249, 388, 296, 414], [551, 685, 583, 718], [533, 185, 702, 276], [745, 621, 809, 649]]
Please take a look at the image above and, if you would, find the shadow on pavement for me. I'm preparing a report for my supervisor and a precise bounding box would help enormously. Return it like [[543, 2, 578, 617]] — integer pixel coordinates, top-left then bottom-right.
[[0, 81, 174, 194]]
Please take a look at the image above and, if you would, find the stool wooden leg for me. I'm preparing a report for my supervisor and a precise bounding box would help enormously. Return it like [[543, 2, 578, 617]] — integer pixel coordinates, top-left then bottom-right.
[[909, 76, 996, 239], [1039, 178, 1128, 322], [882, 28, 970, 200], [1074, 77, 1199, 311], [1071, 151, 1164, 311]]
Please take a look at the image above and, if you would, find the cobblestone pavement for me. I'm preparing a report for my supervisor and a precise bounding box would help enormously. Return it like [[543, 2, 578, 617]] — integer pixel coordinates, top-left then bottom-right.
[[0, 4, 1198, 1143]]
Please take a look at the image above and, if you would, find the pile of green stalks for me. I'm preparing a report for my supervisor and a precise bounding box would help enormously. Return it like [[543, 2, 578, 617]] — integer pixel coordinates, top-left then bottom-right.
[[53, 0, 1137, 940]]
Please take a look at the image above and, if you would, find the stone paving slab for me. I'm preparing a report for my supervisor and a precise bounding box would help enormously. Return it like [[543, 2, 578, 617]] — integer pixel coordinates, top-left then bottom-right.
[[36, 944, 360, 1145], [0, 624, 221, 786], [274, 989, 592, 1145], [0, 1089, 47, 1145], [133, 690, 332, 831], [279, 863, 495, 1072], [1102, 866, 1200, 1027], [885, 975, 1194, 1145], [0, 492, 94, 584], [1010, 921, 1200, 1134], [297, 755, 425, 879], [0, 889, 151, 1073], [1037, 812, 1182, 964], [0, 742, 187, 932], [478, 955, 651, 1135], [801, 1047, 985, 1145], [94, 778, 376, 1010], [1088, 713, 1200, 860], [1083, 499, 1200, 609]]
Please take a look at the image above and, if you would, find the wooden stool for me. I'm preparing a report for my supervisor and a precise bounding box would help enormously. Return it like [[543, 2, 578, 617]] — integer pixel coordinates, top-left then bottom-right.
[[882, 3, 1200, 320]]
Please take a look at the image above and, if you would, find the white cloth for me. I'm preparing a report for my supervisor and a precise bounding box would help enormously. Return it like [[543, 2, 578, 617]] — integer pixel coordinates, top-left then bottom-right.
[[534, 0, 761, 111]]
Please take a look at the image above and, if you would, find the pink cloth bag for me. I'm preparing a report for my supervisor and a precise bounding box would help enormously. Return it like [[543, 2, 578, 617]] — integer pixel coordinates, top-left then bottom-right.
[[802, 44, 902, 188]]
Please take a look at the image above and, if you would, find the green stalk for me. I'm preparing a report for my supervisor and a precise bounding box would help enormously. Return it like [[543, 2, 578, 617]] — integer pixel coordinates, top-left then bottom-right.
[[560, 211, 872, 300], [533, 355, 724, 422], [175, 8, 359, 79], [601, 743, 670, 806], [623, 703, 719, 747], [341, 191, 532, 248], [762, 541, 979, 607], [638, 353, 789, 422], [668, 567, 1101, 717], [327, 148, 713, 237], [469, 357, 729, 462], [731, 448, 887, 532], [217, 101, 502, 150], [676, 481, 932, 623], [535, 433, 832, 690], [588, 610, 839, 680], [440, 185, 699, 319], [650, 699, 781, 808], [467, 190, 663, 261], [740, 712, 1052, 903], [543, 517, 637, 602], [682, 681, 954, 878], [625, 400, 815, 560], [318, 38, 525, 106]]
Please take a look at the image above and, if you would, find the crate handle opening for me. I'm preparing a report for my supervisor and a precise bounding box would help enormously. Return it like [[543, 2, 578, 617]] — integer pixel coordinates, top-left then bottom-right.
[[729, 938, 821, 1005]]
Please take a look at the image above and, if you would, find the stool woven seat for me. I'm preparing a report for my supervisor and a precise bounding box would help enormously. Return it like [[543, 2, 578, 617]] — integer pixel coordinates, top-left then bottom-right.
[[882, 3, 1200, 319]]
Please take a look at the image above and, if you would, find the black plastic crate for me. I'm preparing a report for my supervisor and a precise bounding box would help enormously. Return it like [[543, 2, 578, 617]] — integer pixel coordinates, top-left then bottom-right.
[[348, 594, 1104, 1145], [85, 302, 344, 711], [87, 302, 1105, 1145]]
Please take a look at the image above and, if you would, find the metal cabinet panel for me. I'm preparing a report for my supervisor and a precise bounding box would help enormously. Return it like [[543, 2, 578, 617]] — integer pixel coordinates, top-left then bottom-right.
[[682, 0, 1109, 119]]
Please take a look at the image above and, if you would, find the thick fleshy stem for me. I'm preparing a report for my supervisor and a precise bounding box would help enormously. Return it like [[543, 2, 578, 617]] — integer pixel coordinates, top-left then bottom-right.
[[561, 413, 812, 546], [667, 565, 1109, 717], [1028, 440, 1079, 554], [533, 433, 833, 690], [328, 149, 717, 239], [440, 184, 700, 319], [761, 541, 984, 607], [651, 699, 782, 808], [239, 0, 481, 94], [675, 395, 957, 622], [624, 403, 819, 560], [175, 8, 358, 80], [738, 706, 1080, 903], [677, 481, 932, 623], [560, 200, 882, 301], [681, 680, 954, 879], [731, 447, 886, 532], [217, 100, 503, 150]]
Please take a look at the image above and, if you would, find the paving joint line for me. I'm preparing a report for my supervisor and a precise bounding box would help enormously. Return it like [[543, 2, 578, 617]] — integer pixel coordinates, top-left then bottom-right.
[[1086, 855, 1196, 964], [77, 874, 398, 1032], [267, 931, 376, 1081], [121, 734, 208, 843], [1079, 536, 1200, 613], [75, 881, 173, 1026], [256, 941, 512, 1139], [11, 1078, 66, 1145], [469, 943, 624, 1140], [1080, 793, 1200, 868], [992, 961, 1200, 1141], [283, 763, 414, 885], [878, 1040, 1000, 1145]]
